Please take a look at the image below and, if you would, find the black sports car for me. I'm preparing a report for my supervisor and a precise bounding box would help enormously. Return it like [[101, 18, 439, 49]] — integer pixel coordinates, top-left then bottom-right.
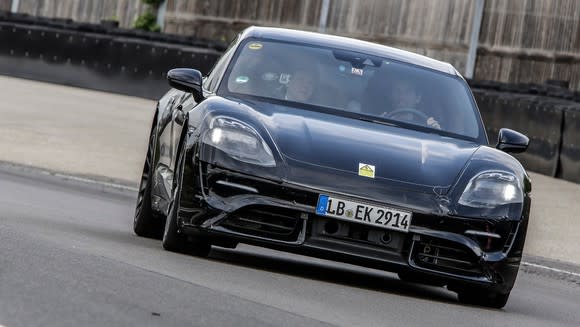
[[134, 26, 531, 309]]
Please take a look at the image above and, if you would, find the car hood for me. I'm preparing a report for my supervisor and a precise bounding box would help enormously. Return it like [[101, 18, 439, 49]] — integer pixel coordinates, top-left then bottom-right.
[[274, 114, 474, 184], [201, 97, 481, 210], [232, 99, 478, 190]]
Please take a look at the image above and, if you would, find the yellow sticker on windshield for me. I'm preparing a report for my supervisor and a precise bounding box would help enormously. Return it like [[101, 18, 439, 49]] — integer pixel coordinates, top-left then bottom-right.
[[248, 43, 263, 50], [358, 163, 375, 178]]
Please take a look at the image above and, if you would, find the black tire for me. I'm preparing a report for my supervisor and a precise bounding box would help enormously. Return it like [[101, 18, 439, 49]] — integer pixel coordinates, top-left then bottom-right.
[[133, 119, 163, 239], [457, 288, 510, 309], [162, 144, 211, 257]]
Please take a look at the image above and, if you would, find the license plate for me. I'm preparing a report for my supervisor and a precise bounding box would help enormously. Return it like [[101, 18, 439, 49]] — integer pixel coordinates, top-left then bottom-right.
[[316, 195, 412, 232]]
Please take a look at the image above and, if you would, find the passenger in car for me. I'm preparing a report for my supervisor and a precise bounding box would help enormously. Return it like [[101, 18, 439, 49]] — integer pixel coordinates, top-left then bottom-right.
[[383, 79, 441, 130], [285, 70, 317, 103]]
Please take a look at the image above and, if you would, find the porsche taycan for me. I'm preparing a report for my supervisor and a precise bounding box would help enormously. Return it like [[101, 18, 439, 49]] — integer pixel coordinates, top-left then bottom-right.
[[133, 26, 531, 308]]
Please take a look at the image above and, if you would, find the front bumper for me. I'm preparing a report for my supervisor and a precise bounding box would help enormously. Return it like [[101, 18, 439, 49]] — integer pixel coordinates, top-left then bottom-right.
[[178, 163, 527, 293]]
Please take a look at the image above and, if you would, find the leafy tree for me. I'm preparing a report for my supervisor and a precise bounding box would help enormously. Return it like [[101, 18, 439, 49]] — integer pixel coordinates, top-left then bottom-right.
[[134, 0, 163, 32]]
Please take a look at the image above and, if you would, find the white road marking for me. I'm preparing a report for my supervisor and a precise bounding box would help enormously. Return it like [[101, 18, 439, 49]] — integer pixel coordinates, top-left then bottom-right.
[[47, 172, 138, 192], [522, 262, 580, 278]]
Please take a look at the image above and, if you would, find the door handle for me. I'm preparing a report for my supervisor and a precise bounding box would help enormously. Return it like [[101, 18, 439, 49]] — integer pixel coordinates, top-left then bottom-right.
[[174, 105, 185, 125]]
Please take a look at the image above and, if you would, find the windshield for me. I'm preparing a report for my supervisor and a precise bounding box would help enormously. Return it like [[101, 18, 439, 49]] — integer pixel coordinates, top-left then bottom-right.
[[222, 39, 482, 139]]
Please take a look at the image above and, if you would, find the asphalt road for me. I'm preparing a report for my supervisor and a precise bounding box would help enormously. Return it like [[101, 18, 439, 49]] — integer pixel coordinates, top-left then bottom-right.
[[0, 167, 579, 327]]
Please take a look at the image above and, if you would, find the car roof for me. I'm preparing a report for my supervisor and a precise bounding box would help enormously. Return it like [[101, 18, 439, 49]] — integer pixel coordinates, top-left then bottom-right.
[[241, 26, 458, 76]]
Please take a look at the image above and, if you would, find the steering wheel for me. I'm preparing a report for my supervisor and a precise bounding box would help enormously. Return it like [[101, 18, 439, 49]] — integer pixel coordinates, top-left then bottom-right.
[[386, 108, 429, 122]]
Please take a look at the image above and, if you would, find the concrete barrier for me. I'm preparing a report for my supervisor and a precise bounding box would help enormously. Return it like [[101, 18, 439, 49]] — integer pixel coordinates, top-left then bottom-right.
[[560, 108, 580, 183], [0, 14, 223, 99], [473, 89, 580, 182]]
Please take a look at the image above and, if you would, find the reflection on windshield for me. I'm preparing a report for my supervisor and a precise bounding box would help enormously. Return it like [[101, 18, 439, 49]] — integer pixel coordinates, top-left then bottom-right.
[[224, 40, 480, 139]]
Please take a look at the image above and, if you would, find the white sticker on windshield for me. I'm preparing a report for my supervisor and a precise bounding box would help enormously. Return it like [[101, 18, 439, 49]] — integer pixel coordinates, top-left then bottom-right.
[[235, 76, 249, 84], [351, 67, 364, 76], [262, 72, 278, 81], [279, 73, 291, 84]]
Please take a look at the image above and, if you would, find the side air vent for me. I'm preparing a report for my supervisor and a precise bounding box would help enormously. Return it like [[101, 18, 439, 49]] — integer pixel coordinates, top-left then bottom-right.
[[411, 237, 483, 277]]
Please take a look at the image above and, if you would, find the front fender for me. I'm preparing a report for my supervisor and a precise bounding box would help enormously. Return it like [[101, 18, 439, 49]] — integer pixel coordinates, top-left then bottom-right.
[[186, 97, 287, 182]]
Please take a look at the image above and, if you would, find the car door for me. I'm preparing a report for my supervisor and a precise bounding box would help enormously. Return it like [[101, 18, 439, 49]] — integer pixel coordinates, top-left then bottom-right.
[[157, 89, 184, 172]]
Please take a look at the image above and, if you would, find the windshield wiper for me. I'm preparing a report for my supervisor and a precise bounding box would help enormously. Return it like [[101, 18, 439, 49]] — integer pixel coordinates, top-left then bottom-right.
[[357, 116, 400, 127], [357, 115, 446, 136]]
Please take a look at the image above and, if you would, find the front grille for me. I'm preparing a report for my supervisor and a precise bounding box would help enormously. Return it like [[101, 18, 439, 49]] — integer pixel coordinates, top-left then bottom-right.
[[219, 206, 304, 242], [412, 237, 483, 277], [311, 217, 405, 252]]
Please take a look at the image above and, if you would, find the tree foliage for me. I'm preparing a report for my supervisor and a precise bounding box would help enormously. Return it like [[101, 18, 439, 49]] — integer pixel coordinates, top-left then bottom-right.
[[133, 0, 163, 32], [133, 11, 161, 32]]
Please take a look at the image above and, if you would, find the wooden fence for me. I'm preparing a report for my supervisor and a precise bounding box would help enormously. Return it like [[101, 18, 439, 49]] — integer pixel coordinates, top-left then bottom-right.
[[14, 0, 146, 28], [5, 0, 580, 90], [162, 0, 580, 91], [0, 0, 9, 11], [476, 0, 580, 90], [163, 0, 475, 70]]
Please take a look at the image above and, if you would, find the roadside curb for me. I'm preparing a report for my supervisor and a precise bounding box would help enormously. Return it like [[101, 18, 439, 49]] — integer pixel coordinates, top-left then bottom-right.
[[0, 161, 138, 194]]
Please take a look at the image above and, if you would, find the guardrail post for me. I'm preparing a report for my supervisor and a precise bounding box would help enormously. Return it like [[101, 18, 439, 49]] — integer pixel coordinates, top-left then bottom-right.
[[156, 0, 167, 32], [465, 0, 484, 79], [10, 0, 20, 13], [318, 0, 330, 33]]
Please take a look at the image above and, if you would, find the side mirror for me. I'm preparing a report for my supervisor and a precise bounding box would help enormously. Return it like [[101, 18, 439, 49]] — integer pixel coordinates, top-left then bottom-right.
[[167, 68, 203, 102], [496, 128, 529, 153]]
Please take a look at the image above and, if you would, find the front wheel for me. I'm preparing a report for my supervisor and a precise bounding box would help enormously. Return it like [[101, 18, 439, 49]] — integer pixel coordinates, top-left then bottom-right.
[[162, 146, 211, 257], [134, 120, 163, 239]]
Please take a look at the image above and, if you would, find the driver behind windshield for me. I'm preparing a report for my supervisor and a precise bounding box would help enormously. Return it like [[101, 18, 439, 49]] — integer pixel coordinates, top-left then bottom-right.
[[384, 79, 441, 129], [285, 70, 317, 103]]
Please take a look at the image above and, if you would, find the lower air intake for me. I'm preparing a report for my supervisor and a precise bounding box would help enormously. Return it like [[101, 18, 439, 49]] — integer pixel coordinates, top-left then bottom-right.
[[411, 238, 483, 277], [220, 206, 303, 242]]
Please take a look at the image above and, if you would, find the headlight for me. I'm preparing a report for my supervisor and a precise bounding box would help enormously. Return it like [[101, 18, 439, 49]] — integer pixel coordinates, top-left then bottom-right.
[[201, 116, 276, 167], [458, 172, 522, 208]]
